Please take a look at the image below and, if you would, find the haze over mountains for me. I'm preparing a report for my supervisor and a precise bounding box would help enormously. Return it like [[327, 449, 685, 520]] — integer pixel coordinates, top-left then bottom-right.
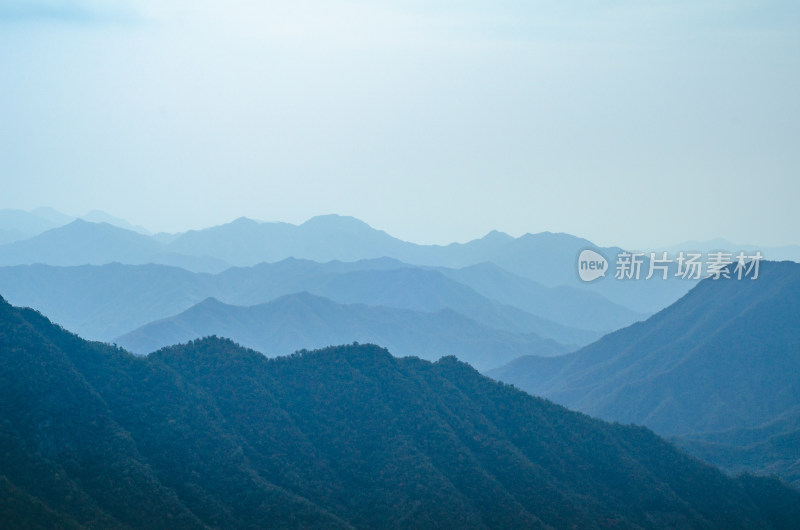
[[0, 259, 628, 353], [0, 207, 149, 244], [4, 208, 798, 312], [2, 295, 799, 528], [0, 210, 703, 313], [115, 293, 571, 370], [2, 206, 799, 517], [0, 219, 229, 273], [489, 260, 800, 487]]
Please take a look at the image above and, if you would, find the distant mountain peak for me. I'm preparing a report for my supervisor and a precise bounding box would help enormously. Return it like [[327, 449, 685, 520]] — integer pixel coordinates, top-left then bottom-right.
[[56, 219, 128, 235], [197, 296, 226, 307], [517, 231, 590, 244], [230, 216, 260, 225], [304, 213, 359, 222], [80, 210, 152, 235], [270, 290, 339, 308], [300, 214, 374, 230], [480, 230, 513, 242], [57, 218, 145, 237]]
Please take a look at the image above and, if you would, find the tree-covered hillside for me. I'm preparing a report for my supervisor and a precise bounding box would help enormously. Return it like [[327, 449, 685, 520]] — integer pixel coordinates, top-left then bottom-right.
[[1, 296, 799, 528]]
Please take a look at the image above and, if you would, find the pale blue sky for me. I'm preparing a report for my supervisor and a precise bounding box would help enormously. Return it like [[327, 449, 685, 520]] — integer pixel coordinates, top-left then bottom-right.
[[1, 0, 798, 247]]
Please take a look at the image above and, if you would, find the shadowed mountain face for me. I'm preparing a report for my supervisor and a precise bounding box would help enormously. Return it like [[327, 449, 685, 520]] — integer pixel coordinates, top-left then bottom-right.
[[488, 261, 800, 486], [114, 293, 571, 371], [2, 296, 799, 528], [0, 260, 603, 346]]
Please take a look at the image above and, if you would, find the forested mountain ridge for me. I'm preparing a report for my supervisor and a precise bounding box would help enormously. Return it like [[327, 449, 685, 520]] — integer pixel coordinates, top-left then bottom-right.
[[1, 295, 800, 528]]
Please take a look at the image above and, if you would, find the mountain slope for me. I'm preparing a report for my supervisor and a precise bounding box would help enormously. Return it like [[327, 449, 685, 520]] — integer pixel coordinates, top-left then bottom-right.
[[2, 296, 800, 528], [489, 260, 800, 485], [115, 293, 570, 370], [0, 298, 350, 528], [0, 298, 205, 528]]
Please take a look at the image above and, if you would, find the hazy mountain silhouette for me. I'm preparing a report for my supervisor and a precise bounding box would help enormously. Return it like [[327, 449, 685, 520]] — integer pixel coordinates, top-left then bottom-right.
[[0, 263, 212, 339], [0, 207, 152, 244], [439, 261, 646, 333], [164, 217, 697, 313], [2, 296, 799, 528], [0, 208, 69, 244], [81, 209, 151, 235], [0, 215, 689, 313], [233, 265, 594, 345], [489, 260, 800, 486], [115, 293, 571, 370], [0, 220, 162, 265], [166, 214, 414, 265], [0, 220, 229, 272], [13, 213, 797, 314], [165, 218, 595, 281], [0, 260, 597, 346], [466, 233, 697, 313]]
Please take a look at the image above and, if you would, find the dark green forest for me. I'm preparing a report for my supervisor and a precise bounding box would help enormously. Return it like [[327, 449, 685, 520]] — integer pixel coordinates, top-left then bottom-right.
[[1, 295, 799, 528]]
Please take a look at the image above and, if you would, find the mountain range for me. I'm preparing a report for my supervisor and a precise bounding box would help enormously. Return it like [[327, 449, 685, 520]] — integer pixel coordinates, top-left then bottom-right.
[[0, 214, 700, 313], [2, 295, 799, 528], [0, 207, 149, 244], [115, 293, 570, 370], [488, 260, 800, 487], [3, 207, 798, 497], [0, 219, 228, 273], [0, 259, 640, 346], [0, 208, 71, 244]]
